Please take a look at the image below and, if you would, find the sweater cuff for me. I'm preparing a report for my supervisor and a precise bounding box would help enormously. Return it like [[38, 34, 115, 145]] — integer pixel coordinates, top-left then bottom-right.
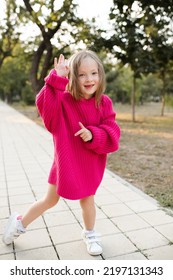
[[45, 69, 69, 90], [84, 126, 102, 150]]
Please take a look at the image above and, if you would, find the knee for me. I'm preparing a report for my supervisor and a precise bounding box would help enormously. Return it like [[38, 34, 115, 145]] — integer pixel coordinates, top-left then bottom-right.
[[80, 196, 95, 211], [43, 196, 59, 209]]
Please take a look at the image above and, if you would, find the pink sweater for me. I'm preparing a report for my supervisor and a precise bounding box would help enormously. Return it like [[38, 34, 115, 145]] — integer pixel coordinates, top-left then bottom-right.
[[36, 70, 120, 200]]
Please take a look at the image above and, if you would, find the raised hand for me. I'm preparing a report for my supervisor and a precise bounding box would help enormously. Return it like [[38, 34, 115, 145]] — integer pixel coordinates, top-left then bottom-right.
[[54, 54, 69, 77], [74, 122, 93, 142]]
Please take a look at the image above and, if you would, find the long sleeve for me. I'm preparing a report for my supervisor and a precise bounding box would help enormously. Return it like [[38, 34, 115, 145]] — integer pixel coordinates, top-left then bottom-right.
[[36, 70, 68, 133], [84, 95, 120, 155]]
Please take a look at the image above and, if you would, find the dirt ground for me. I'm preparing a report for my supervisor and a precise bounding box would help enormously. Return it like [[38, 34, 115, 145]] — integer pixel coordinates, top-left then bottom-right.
[[12, 102, 173, 209]]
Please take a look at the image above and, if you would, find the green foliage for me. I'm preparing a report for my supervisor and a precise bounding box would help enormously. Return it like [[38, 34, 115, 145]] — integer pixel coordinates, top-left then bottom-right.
[[0, 44, 31, 104], [106, 66, 132, 103], [21, 81, 35, 105]]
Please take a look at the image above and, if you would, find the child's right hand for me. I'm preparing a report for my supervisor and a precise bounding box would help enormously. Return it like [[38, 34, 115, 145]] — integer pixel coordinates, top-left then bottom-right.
[[54, 54, 69, 78]]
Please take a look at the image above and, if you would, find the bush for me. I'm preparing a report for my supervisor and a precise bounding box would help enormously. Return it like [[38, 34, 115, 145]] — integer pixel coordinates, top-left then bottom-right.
[[21, 82, 35, 105]]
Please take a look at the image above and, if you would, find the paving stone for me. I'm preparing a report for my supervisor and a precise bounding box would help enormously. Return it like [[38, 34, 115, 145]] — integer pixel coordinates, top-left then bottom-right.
[[44, 210, 77, 227], [101, 233, 137, 259], [14, 228, 52, 252], [126, 227, 169, 250], [95, 218, 120, 235], [0, 237, 14, 255], [101, 203, 134, 218], [108, 251, 147, 260], [95, 194, 121, 206], [0, 253, 15, 260], [9, 193, 35, 205], [111, 213, 151, 232], [56, 240, 102, 260], [139, 210, 173, 226], [16, 246, 58, 260], [125, 199, 158, 213], [49, 223, 82, 244], [0, 207, 10, 219], [144, 245, 173, 260], [155, 223, 173, 242]]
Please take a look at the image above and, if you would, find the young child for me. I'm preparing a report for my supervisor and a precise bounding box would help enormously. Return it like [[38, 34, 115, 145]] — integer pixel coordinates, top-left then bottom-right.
[[3, 50, 120, 256]]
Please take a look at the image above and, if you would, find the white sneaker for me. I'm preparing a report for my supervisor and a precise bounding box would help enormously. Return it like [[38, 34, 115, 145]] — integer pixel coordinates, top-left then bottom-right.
[[82, 230, 103, 256], [2, 213, 26, 245]]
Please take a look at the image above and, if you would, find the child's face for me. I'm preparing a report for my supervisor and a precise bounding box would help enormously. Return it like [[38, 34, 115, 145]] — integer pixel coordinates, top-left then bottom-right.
[[78, 57, 100, 99]]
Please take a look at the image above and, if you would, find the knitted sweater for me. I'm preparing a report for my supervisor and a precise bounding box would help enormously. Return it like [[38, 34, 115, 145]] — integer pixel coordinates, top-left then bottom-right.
[[36, 70, 120, 200]]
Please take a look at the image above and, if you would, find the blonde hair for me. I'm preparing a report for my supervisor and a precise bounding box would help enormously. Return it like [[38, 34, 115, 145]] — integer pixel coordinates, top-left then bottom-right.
[[67, 50, 106, 107]]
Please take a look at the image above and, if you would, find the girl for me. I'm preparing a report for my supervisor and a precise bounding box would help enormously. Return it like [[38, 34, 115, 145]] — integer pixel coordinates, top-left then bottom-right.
[[3, 50, 120, 256]]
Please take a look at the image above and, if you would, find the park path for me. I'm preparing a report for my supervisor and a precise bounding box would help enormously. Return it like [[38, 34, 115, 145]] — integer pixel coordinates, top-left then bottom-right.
[[0, 100, 173, 260]]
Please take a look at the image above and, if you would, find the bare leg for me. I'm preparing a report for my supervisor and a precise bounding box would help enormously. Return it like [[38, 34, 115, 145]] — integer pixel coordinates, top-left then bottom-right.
[[80, 195, 96, 230], [21, 184, 60, 228]]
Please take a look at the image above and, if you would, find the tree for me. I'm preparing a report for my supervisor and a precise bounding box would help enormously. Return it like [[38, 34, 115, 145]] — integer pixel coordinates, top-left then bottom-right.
[[0, 0, 20, 68], [98, 0, 173, 120], [15, 0, 86, 93]]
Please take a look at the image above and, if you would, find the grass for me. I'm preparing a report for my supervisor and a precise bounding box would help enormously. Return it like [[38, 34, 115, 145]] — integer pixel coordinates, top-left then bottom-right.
[[107, 102, 173, 209]]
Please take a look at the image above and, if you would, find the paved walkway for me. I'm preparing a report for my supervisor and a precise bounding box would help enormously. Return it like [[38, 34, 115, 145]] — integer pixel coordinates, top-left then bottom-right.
[[0, 100, 173, 260]]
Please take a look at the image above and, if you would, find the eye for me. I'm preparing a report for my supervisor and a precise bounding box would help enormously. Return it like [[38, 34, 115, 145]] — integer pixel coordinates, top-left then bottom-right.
[[92, 72, 98, 75], [78, 73, 85, 77]]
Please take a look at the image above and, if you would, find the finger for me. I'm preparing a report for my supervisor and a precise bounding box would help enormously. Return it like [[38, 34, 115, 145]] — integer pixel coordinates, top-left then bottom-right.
[[54, 57, 58, 68], [74, 129, 84, 136], [79, 122, 85, 129], [58, 54, 64, 64]]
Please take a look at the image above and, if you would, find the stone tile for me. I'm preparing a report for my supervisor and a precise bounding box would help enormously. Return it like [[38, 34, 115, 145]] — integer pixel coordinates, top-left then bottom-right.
[[0, 207, 9, 219], [0, 219, 7, 235], [139, 210, 173, 226], [125, 200, 158, 213], [155, 223, 173, 242], [0, 188, 7, 197], [0, 197, 8, 207], [49, 223, 82, 244], [0, 180, 6, 189], [96, 185, 111, 196], [95, 194, 121, 206], [102, 170, 113, 179], [65, 200, 81, 210], [7, 180, 30, 188], [9, 193, 35, 205], [10, 203, 33, 215], [109, 251, 147, 260], [101, 203, 133, 218], [8, 186, 33, 196], [14, 228, 52, 252], [0, 237, 14, 255], [0, 253, 15, 260], [126, 228, 169, 251], [16, 246, 58, 260], [95, 219, 120, 235], [104, 181, 130, 193], [56, 240, 102, 260], [111, 213, 150, 232], [145, 245, 173, 260], [102, 233, 137, 259], [114, 190, 145, 202], [44, 211, 77, 227]]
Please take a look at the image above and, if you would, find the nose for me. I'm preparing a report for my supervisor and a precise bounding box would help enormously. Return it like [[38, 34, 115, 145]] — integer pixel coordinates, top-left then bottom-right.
[[85, 74, 92, 81]]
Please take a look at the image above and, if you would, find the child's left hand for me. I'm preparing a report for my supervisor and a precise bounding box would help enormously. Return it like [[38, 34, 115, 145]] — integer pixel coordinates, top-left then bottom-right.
[[74, 122, 93, 142]]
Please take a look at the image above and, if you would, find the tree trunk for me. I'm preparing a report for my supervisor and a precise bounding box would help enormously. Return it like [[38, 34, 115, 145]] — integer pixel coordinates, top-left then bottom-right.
[[30, 40, 53, 94], [132, 74, 136, 122], [160, 70, 166, 117]]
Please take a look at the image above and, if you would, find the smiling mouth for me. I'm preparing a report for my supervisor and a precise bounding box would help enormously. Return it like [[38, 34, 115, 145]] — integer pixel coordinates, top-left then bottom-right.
[[84, 85, 94, 89]]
